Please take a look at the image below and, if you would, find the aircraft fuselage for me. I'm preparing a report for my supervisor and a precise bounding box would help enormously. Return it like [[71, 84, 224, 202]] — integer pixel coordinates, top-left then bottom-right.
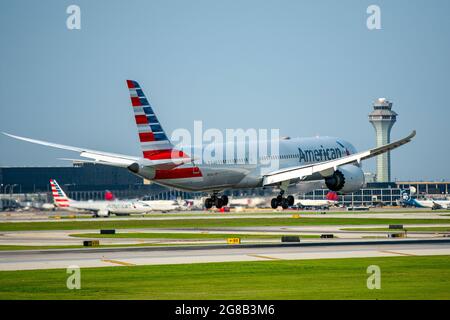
[[137, 136, 358, 192]]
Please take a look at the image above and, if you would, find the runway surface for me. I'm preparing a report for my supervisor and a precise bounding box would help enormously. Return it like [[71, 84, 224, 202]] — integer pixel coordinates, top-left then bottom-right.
[[1, 239, 449, 271]]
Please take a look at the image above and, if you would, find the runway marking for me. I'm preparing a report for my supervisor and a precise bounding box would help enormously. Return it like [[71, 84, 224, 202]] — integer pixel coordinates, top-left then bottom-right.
[[379, 250, 416, 257], [247, 254, 281, 260], [101, 259, 136, 266]]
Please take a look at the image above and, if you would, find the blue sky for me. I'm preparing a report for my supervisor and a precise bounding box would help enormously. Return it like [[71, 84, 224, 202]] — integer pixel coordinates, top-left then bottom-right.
[[0, 0, 449, 181]]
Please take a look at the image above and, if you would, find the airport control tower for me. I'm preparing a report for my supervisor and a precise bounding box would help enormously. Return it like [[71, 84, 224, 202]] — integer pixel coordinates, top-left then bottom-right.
[[369, 98, 397, 182]]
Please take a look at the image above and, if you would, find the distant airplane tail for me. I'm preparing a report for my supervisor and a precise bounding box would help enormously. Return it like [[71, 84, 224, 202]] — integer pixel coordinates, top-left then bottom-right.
[[401, 189, 411, 201], [326, 191, 339, 201], [104, 190, 115, 201], [400, 189, 414, 206], [126, 80, 189, 161], [50, 179, 72, 207]]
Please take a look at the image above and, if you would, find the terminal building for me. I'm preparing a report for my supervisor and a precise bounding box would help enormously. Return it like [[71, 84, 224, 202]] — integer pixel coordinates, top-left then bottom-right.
[[302, 181, 450, 207], [300, 184, 402, 207], [396, 181, 450, 196]]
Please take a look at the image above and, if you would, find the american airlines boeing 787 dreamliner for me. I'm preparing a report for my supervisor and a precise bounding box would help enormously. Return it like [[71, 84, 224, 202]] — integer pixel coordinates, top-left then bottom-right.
[[4, 80, 416, 209]]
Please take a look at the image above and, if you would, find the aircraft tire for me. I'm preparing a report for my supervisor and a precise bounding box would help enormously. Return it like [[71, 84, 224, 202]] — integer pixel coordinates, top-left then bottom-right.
[[215, 198, 224, 209], [205, 198, 213, 209], [287, 195, 295, 206], [271, 198, 278, 209], [221, 195, 229, 206], [281, 198, 289, 209]]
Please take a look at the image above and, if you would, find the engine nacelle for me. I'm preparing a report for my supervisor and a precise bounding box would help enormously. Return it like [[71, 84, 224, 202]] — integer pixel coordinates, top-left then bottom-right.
[[325, 164, 365, 194], [96, 209, 110, 217], [128, 162, 156, 179]]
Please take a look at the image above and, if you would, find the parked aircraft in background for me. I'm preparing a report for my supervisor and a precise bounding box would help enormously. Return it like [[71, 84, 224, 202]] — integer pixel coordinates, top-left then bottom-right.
[[104, 190, 115, 201], [40, 203, 56, 210], [141, 199, 183, 212], [29, 202, 55, 211], [401, 190, 450, 210], [228, 197, 268, 208], [5, 80, 416, 210], [50, 179, 180, 216], [182, 199, 204, 210], [296, 192, 339, 209]]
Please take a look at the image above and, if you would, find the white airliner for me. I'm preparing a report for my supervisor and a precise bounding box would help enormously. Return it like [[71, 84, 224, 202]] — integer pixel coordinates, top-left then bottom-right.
[[50, 179, 154, 216], [4, 80, 416, 210], [296, 191, 339, 209], [141, 199, 184, 212], [296, 199, 338, 209], [50, 179, 181, 216], [229, 197, 268, 208]]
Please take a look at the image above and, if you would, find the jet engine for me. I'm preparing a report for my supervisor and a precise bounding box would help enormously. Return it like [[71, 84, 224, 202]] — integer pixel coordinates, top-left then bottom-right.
[[96, 209, 110, 217], [324, 164, 365, 194]]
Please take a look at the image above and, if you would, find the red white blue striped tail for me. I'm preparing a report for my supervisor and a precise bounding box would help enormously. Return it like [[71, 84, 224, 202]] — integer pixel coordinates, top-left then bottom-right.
[[126, 80, 189, 161], [50, 179, 71, 208]]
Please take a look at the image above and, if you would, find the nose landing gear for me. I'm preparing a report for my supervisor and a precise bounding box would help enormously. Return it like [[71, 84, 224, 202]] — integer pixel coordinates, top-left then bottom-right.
[[204, 194, 229, 209]]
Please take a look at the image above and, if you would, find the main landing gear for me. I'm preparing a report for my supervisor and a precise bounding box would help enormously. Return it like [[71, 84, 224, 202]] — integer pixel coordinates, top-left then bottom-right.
[[271, 192, 294, 209], [204, 194, 229, 209]]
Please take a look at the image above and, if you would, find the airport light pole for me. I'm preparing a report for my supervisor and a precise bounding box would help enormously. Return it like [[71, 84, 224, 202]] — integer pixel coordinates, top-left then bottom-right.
[[4, 184, 10, 196], [10, 184, 18, 199]]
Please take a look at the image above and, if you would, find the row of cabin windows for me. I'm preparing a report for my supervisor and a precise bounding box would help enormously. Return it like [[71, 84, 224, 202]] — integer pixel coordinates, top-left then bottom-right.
[[205, 154, 300, 165]]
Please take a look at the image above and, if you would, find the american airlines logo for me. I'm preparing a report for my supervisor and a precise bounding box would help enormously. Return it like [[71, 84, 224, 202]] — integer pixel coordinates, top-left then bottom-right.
[[298, 144, 346, 163]]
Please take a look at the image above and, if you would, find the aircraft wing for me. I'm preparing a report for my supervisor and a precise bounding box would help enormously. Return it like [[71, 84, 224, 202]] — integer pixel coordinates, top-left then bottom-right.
[[263, 130, 416, 186], [3, 132, 192, 169]]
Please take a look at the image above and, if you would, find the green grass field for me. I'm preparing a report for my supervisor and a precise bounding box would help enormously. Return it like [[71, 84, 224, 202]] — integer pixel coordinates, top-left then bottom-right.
[[1, 217, 450, 231], [0, 255, 449, 299], [69, 232, 319, 240]]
